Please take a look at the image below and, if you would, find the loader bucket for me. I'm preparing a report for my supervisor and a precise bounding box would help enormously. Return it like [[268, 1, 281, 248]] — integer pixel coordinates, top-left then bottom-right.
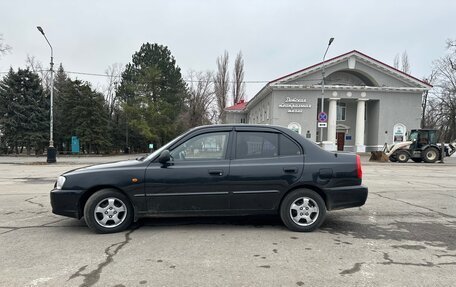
[[369, 151, 389, 162]]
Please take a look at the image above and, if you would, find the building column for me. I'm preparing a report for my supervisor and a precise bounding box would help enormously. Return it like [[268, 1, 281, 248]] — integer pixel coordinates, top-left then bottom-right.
[[355, 99, 368, 152], [326, 98, 339, 151]]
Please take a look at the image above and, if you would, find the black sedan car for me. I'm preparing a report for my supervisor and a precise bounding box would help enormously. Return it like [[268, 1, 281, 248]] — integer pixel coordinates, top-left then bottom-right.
[[51, 125, 367, 233]]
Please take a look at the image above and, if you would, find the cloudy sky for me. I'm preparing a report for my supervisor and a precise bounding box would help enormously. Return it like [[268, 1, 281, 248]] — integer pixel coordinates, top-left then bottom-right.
[[1, 0, 455, 102]]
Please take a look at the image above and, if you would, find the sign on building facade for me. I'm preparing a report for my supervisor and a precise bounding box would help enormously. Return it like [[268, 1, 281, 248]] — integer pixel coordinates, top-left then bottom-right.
[[393, 123, 407, 143]]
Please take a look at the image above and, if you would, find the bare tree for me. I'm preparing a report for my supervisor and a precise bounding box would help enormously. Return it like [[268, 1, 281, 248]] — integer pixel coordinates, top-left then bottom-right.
[[393, 54, 400, 69], [0, 34, 11, 59], [424, 40, 456, 142], [25, 55, 42, 73], [104, 63, 124, 118], [25, 55, 50, 89], [232, 51, 245, 105], [393, 51, 411, 74], [214, 51, 229, 123], [401, 51, 410, 74], [185, 70, 216, 127], [421, 70, 437, 128]]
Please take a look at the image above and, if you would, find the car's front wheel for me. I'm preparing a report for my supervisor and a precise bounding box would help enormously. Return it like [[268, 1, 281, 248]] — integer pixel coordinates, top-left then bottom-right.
[[396, 150, 410, 163], [280, 189, 326, 232], [84, 189, 133, 234]]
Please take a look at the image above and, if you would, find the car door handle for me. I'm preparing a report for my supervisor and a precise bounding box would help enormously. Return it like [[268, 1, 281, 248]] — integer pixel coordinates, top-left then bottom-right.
[[208, 170, 224, 176], [283, 168, 298, 173]]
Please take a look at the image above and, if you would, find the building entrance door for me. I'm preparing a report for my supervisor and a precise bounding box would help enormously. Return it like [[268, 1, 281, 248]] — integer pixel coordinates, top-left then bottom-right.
[[336, 132, 345, 151]]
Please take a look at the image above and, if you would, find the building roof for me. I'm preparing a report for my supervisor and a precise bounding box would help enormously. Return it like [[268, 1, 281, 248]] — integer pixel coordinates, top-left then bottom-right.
[[269, 50, 432, 88], [225, 99, 247, 111]]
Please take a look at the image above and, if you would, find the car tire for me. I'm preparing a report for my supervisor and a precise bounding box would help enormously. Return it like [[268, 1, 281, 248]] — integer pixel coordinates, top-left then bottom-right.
[[84, 189, 133, 234], [422, 147, 439, 163], [280, 189, 326, 232], [396, 150, 410, 163]]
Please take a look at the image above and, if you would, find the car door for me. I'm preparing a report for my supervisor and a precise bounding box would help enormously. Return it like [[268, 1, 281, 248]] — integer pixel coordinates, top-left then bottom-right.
[[145, 130, 232, 213], [228, 127, 304, 211]]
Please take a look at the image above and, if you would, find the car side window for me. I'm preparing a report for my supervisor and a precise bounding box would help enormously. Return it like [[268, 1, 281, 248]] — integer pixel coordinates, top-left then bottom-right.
[[171, 132, 229, 161], [236, 132, 278, 159], [280, 135, 302, 156]]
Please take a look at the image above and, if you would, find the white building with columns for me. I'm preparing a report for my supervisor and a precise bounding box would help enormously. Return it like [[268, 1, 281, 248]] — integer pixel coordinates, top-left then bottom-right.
[[225, 50, 432, 152]]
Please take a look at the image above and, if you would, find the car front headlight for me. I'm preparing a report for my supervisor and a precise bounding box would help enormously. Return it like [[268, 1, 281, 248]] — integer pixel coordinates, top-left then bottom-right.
[[55, 176, 66, 190]]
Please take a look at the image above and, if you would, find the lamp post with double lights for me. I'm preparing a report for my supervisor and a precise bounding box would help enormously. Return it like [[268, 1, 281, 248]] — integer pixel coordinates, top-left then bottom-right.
[[319, 37, 335, 144], [37, 26, 56, 163]]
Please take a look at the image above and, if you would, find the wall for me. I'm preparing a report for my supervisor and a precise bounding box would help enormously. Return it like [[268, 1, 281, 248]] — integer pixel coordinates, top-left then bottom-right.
[[270, 89, 319, 140], [377, 92, 422, 146], [247, 93, 272, 125], [225, 112, 246, 124], [366, 100, 380, 150]]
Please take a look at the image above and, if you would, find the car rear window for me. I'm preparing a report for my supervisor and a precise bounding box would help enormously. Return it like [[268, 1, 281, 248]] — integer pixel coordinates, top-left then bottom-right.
[[280, 135, 302, 156]]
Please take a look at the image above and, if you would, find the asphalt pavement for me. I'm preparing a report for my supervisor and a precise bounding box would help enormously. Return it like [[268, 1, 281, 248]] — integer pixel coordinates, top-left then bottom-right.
[[0, 155, 455, 286]]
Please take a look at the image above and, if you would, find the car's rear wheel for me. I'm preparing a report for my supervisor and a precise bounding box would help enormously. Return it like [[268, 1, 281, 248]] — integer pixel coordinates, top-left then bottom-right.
[[280, 189, 326, 232], [84, 189, 133, 234], [422, 147, 439, 163]]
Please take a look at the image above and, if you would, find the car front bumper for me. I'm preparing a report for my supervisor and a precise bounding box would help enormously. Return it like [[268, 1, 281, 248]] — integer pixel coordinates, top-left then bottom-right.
[[323, 185, 368, 211], [50, 189, 85, 219]]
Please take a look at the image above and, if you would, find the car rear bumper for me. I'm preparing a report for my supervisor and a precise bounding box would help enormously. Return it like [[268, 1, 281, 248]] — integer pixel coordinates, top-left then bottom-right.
[[50, 189, 85, 219], [323, 185, 368, 211]]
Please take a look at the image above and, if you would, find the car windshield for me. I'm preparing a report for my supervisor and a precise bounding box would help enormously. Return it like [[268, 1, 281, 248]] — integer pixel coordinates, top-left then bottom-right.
[[408, 131, 418, 141], [141, 131, 188, 161]]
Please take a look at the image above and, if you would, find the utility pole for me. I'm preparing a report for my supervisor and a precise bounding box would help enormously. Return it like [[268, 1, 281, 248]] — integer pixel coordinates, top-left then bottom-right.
[[319, 37, 335, 144], [37, 26, 56, 163]]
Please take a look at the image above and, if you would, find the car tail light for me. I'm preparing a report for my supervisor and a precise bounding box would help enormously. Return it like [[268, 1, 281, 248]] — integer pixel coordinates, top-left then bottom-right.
[[356, 155, 363, 180]]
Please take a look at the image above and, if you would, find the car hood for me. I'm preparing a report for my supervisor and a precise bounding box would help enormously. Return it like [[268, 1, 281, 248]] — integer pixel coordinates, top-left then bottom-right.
[[63, 159, 145, 176]]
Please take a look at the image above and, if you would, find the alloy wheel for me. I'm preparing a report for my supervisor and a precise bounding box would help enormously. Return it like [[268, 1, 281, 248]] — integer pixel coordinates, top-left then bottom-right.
[[94, 197, 127, 228], [289, 197, 319, 226]]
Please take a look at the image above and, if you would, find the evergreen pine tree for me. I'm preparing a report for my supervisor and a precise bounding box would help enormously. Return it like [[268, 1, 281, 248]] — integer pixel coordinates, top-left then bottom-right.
[[118, 43, 187, 149], [53, 64, 72, 152], [0, 68, 48, 154]]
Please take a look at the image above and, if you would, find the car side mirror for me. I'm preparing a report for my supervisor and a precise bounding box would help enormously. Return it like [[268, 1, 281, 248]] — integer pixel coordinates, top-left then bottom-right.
[[158, 150, 171, 164]]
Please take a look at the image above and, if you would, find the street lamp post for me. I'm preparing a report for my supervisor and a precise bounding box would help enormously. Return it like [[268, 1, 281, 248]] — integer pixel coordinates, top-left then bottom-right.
[[37, 26, 56, 163], [319, 37, 335, 144]]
